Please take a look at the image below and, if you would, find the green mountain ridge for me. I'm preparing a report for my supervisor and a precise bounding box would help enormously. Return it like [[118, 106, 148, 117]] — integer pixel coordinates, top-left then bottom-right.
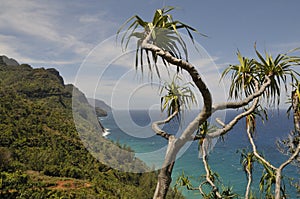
[[0, 57, 183, 199]]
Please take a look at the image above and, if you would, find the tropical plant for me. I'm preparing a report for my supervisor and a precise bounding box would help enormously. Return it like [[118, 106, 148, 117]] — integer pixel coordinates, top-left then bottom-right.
[[254, 48, 300, 106], [160, 74, 197, 116], [221, 50, 257, 99], [118, 6, 300, 199], [117, 6, 206, 80]]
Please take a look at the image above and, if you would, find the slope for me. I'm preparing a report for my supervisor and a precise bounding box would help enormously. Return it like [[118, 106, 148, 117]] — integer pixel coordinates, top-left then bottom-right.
[[0, 58, 183, 199]]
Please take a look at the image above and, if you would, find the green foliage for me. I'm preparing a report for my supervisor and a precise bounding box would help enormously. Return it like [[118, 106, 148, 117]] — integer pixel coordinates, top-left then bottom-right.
[[255, 48, 300, 105], [222, 50, 257, 99], [0, 63, 182, 198], [174, 167, 239, 199], [219, 185, 238, 199], [0, 171, 29, 190], [174, 171, 194, 192], [160, 75, 197, 116], [196, 121, 217, 153], [117, 6, 204, 78], [259, 165, 276, 198], [245, 105, 268, 135], [222, 47, 300, 106], [238, 149, 257, 177]]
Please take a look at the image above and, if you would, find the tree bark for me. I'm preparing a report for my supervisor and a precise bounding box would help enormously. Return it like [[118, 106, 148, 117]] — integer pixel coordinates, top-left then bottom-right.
[[153, 163, 175, 199], [153, 136, 177, 199], [245, 167, 252, 199]]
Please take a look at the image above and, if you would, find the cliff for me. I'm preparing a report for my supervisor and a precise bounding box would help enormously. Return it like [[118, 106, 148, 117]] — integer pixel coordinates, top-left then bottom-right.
[[87, 98, 111, 117], [0, 56, 184, 198]]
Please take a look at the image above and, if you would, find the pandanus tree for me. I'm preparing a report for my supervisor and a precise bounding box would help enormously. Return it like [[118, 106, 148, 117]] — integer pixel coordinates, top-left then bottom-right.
[[118, 6, 300, 199]]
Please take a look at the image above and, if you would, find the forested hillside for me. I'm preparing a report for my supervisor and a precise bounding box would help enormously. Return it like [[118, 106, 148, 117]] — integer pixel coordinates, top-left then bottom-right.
[[0, 58, 183, 199]]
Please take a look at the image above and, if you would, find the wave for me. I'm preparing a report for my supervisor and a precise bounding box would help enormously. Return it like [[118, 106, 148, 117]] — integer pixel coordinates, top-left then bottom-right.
[[102, 129, 110, 137]]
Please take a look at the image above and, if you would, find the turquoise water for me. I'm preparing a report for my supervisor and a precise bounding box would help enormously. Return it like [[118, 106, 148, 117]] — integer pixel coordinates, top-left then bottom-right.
[[100, 110, 299, 198]]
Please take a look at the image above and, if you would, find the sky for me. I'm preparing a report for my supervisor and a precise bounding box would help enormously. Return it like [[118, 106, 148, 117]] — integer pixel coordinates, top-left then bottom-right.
[[1, 0, 300, 109]]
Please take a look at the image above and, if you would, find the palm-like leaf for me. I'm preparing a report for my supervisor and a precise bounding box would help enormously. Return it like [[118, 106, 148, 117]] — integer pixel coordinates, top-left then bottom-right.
[[220, 186, 238, 199], [160, 75, 197, 116], [255, 48, 300, 105], [259, 164, 276, 196], [222, 48, 300, 106], [245, 105, 268, 135], [238, 149, 256, 177], [117, 6, 205, 77], [221, 50, 257, 99], [196, 121, 217, 152], [174, 171, 194, 191]]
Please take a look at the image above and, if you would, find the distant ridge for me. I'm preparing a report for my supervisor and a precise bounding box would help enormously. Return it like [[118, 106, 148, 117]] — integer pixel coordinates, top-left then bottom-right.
[[87, 98, 111, 111], [87, 98, 112, 117]]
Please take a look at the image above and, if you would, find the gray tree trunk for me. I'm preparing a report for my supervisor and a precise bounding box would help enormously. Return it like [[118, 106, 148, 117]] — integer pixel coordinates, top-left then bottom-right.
[[153, 137, 178, 199]]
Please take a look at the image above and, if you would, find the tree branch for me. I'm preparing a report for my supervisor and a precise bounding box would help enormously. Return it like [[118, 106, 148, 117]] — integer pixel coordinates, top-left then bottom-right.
[[245, 166, 252, 199], [201, 139, 222, 198], [206, 77, 262, 139], [246, 125, 277, 171], [152, 110, 178, 140], [275, 141, 300, 199], [215, 118, 226, 128], [141, 38, 212, 147], [207, 97, 259, 139], [212, 75, 271, 112], [279, 141, 300, 171], [198, 182, 207, 196]]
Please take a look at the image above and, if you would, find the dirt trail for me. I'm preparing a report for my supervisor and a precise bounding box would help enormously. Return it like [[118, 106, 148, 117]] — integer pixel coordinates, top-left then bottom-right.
[[50, 180, 92, 190]]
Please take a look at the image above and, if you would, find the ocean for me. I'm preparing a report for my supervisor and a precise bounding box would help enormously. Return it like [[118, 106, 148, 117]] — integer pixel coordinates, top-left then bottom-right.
[[100, 109, 299, 198]]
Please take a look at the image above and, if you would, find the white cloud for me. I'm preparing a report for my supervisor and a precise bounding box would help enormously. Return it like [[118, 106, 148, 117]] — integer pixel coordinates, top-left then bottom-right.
[[0, 1, 60, 42], [0, 34, 80, 66], [0, 1, 118, 68]]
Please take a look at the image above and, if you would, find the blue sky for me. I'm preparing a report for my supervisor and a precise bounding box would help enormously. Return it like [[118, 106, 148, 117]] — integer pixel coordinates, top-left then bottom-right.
[[1, 0, 300, 109]]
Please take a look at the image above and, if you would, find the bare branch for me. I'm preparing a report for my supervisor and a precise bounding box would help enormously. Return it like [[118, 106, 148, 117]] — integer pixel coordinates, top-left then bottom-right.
[[152, 110, 178, 140], [275, 142, 300, 199], [212, 75, 271, 112], [279, 141, 300, 170], [201, 139, 222, 198], [245, 166, 252, 199], [198, 182, 207, 196], [246, 125, 277, 171], [207, 77, 261, 139], [215, 118, 225, 127], [207, 98, 259, 139]]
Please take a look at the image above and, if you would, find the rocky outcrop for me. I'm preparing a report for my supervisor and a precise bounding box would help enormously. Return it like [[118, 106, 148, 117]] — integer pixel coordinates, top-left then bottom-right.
[[0, 55, 19, 66]]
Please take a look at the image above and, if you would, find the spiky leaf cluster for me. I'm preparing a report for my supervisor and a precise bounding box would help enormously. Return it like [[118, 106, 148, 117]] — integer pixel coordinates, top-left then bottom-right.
[[159, 75, 197, 116], [222, 47, 300, 106], [117, 6, 204, 78]]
